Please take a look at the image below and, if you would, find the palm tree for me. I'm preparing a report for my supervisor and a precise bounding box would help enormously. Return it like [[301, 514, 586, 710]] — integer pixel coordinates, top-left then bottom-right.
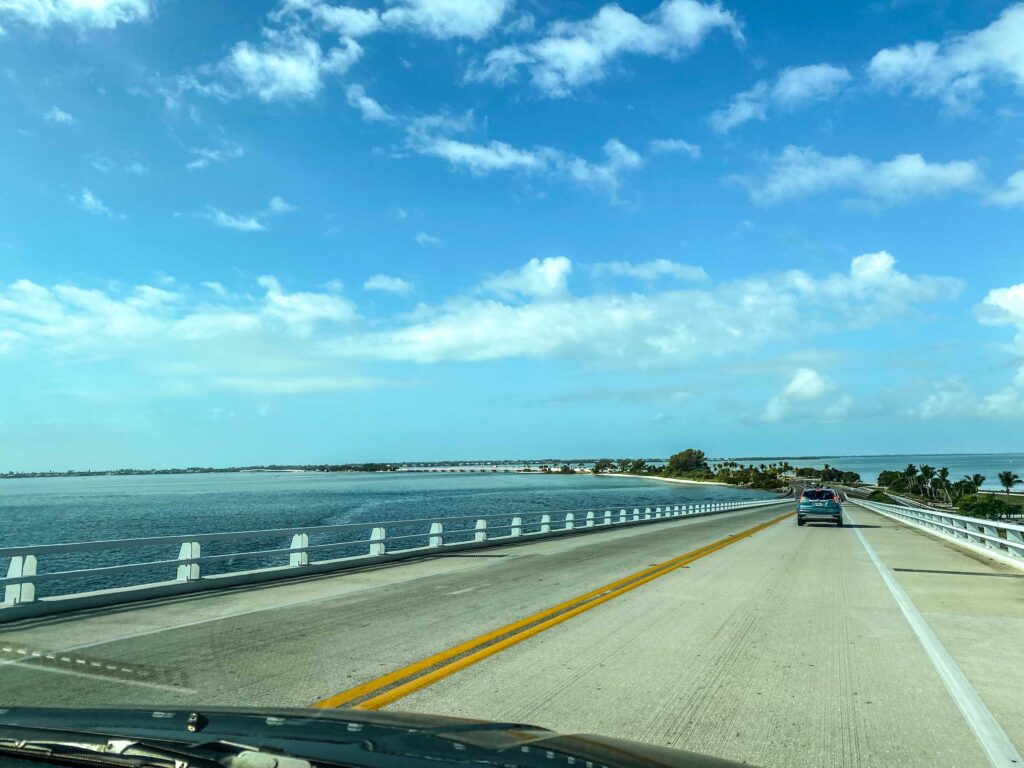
[[964, 473, 985, 491], [936, 467, 951, 503], [998, 471, 1022, 495], [919, 465, 936, 498]]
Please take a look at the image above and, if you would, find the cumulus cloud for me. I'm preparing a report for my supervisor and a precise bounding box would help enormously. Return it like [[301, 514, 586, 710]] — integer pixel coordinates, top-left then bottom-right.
[[345, 83, 392, 121], [975, 283, 1024, 416], [741, 145, 981, 205], [227, 34, 362, 102], [328, 252, 958, 366], [0, 0, 151, 29], [479, 256, 572, 299], [0, 255, 964, 403], [593, 259, 708, 281], [363, 274, 414, 295], [710, 63, 851, 132], [867, 4, 1024, 109], [467, 0, 741, 97], [762, 368, 852, 422], [380, 0, 512, 39], [988, 170, 1024, 207], [42, 105, 74, 124]]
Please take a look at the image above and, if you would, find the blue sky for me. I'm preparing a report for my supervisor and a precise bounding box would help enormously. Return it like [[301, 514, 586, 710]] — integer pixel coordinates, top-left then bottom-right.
[[1, 0, 1024, 470]]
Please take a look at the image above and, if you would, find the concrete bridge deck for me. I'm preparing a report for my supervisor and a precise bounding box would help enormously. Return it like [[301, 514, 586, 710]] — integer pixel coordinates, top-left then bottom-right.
[[1, 503, 1021, 768]]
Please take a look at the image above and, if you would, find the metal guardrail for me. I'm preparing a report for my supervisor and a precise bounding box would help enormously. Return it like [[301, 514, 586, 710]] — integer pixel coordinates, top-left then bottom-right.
[[1, 496, 793, 622], [855, 499, 1024, 567]]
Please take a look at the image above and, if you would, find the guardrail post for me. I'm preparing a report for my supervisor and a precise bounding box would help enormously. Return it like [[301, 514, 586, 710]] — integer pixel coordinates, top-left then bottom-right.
[[586, 511, 595, 527], [4, 555, 36, 605], [176, 542, 200, 582], [604, 510, 612, 525], [289, 533, 309, 566], [655, 507, 662, 519], [565, 513, 575, 530], [540, 514, 551, 533], [619, 509, 626, 524], [511, 516, 523, 537], [644, 507, 652, 520], [429, 522, 443, 548], [1006, 528, 1024, 557], [632, 508, 640, 522], [370, 527, 386, 556], [475, 519, 487, 542]]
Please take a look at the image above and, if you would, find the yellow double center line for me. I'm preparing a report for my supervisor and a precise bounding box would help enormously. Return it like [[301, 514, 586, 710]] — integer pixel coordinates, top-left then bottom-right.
[[314, 509, 793, 711]]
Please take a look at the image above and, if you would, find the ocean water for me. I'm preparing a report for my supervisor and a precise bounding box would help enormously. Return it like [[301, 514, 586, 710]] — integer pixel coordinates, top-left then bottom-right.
[[0, 472, 774, 597], [727, 453, 1023, 490]]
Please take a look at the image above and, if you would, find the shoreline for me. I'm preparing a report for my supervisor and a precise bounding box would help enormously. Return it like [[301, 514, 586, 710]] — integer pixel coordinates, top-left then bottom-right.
[[599, 472, 734, 488]]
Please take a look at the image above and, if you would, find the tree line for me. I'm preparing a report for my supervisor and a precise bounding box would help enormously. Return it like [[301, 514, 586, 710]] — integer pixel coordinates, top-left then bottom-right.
[[591, 449, 861, 492], [875, 464, 1021, 519]]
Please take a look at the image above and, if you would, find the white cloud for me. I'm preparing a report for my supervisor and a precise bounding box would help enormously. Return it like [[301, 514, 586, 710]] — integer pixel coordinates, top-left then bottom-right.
[[772, 63, 852, 107], [414, 231, 440, 246], [912, 378, 977, 418], [125, 161, 148, 174], [479, 256, 572, 299], [762, 368, 851, 422], [782, 251, 963, 322], [0, 0, 151, 29], [70, 188, 116, 217], [988, 170, 1024, 207], [468, 0, 741, 97], [42, 105, 74, 124], [710, 63, 850, 133], [222, 31, 363, 102], [649, 138, 701, 158], [381, 0, 512, 40], [345, 83, 392, 122], [0, 255, 963, 406], [593, 259, 708, 281], [201, 281, 227, 296], [214, 375, 378, 394], [407, 114, 643, 197], [267, 195, 296, 213], [364, 274, 414, 295], [257, 275, 357, 334], [742, 145, 981, 205], [199, 197, 295, 232], [186, 143, 244, 171], [90, 157, 114, 173], [204, 208, 266, 232], [867, 4, 1024, 109]]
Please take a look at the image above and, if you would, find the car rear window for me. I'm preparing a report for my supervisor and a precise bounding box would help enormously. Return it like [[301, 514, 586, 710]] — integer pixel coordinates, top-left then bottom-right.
[[802, 490, 836, 500]]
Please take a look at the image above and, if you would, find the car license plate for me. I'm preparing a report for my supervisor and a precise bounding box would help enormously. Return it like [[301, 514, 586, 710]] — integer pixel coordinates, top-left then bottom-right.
[[814, 502, 824, 507]]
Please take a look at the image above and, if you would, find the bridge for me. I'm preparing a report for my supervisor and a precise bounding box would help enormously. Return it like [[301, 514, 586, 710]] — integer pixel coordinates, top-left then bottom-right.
[[2, 495, 1022, 768]]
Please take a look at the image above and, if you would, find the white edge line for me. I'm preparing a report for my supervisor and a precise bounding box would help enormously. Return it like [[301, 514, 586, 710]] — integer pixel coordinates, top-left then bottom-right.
[[850, 508, 1022, 768]]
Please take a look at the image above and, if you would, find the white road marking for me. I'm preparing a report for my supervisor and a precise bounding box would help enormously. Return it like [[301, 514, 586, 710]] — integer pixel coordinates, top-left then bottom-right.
[[445, 587, 476, 596], [851, 506, 1023, 768]]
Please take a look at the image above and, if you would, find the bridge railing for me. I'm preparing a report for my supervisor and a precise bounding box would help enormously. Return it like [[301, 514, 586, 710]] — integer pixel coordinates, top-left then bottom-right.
[[855, 498, 1024, 567], [1, 496, 793, 622]]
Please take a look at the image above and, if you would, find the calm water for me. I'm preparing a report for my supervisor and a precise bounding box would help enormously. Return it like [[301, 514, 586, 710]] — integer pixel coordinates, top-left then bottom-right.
[[0, 472, 775, 597], [731, 453, 1023, 490]]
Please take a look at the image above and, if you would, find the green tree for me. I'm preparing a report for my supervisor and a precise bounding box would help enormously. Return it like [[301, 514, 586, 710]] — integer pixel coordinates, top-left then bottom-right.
[[957, 494, 1011, 520], [665, 449, 708, 476], [919, 465, 935, 498], [998, 471, 1021, 495], [963, 473, 985, 493], [592, 458, 615, 475]]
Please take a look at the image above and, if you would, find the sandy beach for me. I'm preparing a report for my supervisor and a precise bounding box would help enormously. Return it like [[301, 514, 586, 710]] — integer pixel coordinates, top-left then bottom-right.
[[598, 472, 734, 487]]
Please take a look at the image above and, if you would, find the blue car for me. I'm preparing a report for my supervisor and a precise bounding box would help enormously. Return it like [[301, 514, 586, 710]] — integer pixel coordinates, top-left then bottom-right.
[[797, 487, 843, 526]]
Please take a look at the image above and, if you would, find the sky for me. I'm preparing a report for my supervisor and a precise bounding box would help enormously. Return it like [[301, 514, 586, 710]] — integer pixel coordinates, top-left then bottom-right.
[[1, 0, 1023, 470]]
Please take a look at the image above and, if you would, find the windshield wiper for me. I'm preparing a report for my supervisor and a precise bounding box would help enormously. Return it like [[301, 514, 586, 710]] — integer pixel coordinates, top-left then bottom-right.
[[0, 731, 313, 768]]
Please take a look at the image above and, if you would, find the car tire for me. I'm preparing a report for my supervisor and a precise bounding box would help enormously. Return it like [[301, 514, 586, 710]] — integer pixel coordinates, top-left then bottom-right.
[[797, 517, 805, 526], [836, 518, 843, 527]]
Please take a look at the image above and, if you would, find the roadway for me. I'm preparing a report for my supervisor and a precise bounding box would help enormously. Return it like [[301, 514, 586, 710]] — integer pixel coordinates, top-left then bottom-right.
[[1, 502, 1022, 768]]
